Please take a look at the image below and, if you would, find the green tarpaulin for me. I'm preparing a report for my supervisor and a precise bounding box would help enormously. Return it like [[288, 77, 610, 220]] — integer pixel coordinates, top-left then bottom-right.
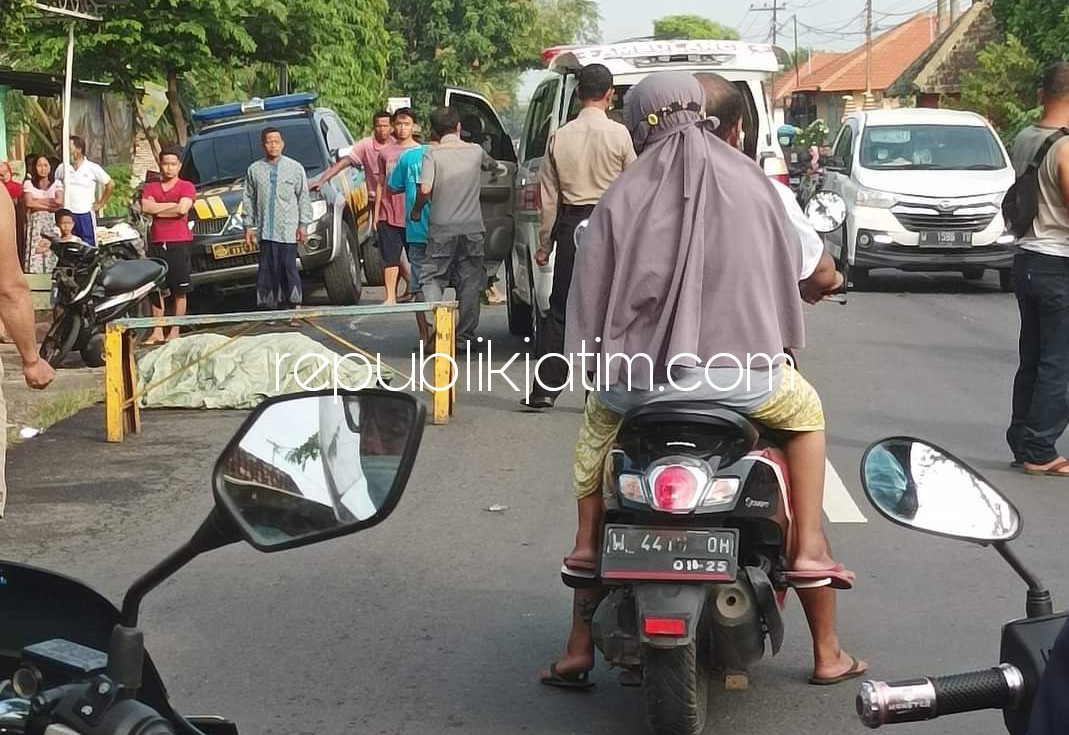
[[136, 333, 392, 410]]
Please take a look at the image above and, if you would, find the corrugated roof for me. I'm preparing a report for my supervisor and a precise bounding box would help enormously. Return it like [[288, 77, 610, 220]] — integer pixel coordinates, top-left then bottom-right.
[[778, 13, 938, 98]]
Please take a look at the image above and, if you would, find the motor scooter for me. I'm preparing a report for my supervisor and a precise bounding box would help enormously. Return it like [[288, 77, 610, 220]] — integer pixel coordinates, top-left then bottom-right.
[[0, 388, 425, 735], [853, 437, 1068, 733]]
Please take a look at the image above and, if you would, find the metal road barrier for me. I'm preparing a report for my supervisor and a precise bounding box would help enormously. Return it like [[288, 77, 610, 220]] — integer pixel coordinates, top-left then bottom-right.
[[102, 301, 458, 442]]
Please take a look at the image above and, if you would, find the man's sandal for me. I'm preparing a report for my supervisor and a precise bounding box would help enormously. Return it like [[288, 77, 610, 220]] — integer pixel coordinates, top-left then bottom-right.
[[1023, 459, 1069, 476], [540, 662, 595, 690], [784, 564, 854, 590], [808, 655, 868, 686]]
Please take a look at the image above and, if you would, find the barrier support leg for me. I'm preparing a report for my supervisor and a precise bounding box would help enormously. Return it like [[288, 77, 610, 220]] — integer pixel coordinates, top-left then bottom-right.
[[104, 325, 125, 443], [433, 306, 454, 425], [122, 329, 140, 435]]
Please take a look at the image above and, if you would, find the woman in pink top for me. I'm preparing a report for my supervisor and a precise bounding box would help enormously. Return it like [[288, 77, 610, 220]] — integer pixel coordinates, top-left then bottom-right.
[[22, 155, 64, 274]]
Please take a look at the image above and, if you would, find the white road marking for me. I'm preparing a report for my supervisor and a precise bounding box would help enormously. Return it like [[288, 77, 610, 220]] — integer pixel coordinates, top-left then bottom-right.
[[824, 459, 868, 523]]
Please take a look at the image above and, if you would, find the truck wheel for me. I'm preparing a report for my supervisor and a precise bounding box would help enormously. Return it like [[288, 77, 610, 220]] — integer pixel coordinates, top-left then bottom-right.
[[361, 233, 385, 287], [505, 253, 534, 337], [643, 639, 712, 735], [323, 221, 364, 304]]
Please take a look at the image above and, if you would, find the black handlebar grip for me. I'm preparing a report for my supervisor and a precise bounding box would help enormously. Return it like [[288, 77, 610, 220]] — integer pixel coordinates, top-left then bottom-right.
[[930, 668, 1015, 716], [857, 665, 1025, 728]]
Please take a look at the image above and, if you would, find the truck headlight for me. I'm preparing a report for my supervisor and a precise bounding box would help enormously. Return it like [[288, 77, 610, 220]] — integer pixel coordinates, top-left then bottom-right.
[[855, 187, 898, 208]]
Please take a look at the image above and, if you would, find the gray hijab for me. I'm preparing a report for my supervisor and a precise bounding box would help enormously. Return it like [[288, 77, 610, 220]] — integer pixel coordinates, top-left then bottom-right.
[[565, 71, 805, 390]]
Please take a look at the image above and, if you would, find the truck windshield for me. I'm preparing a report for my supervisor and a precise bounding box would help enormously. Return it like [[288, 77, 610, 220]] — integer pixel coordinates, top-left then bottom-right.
[[181, 119, 325, 187], [859, 124, 1007, 171]]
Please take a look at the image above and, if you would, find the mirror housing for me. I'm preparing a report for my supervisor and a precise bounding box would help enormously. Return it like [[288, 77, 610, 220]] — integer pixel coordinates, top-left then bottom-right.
[[212, 389, 426, 553], [860, 437, 1021, 545], [804, 191, 848, 234], [335, 146, 353, 162], [574, 219, 589, 249], [821, 155, 846, 172]]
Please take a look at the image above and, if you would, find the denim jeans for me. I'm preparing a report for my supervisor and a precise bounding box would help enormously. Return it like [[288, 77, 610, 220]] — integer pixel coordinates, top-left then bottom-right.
[[1007, 251, 1069, 464]]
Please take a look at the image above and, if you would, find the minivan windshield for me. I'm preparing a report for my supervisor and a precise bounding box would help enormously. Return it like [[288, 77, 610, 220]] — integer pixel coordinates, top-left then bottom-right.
[[181, 118, 325, 187], [859, 124, 1007, 171]]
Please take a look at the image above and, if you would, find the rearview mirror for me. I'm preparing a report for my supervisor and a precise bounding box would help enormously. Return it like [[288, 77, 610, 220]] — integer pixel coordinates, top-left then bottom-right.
[[335, 146, 352, 162], [212, 390, 425, 552], [860, 437, 1021, 544], [804, 191, 847, 233]]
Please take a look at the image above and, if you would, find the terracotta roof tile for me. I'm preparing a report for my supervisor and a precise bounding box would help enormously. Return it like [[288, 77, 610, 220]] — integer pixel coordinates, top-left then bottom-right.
[[780, 13, 938, 98], [773, 52, 847, 100]]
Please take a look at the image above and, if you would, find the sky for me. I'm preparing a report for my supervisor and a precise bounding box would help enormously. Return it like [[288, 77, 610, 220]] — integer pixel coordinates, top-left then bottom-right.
[[519, 0, 947, 102]]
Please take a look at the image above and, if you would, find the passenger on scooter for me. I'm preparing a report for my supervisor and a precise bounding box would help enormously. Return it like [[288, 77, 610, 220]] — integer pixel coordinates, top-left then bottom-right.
[[541, 72, 864, 688]]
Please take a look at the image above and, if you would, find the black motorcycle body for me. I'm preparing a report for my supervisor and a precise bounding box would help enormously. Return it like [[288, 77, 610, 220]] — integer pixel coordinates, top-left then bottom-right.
[[0, 389, 425, 735], [588, 401, 798, 735], [39, 237, 166, 368]]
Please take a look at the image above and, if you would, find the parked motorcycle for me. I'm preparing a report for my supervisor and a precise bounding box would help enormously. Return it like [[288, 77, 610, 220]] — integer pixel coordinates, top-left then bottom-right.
[[854, 437, 1067, 734], [0, 389, 425, 735], [567, 195, 850, 735], [38, 231, 167, 369]]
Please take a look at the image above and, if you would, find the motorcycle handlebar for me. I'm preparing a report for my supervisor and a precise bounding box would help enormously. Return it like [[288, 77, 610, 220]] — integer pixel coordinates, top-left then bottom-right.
[[856, 664, 1025, 728]]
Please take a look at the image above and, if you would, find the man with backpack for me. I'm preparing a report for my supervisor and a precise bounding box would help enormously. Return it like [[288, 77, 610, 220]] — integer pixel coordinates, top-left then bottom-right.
[[1004, 62, 1069, 477]]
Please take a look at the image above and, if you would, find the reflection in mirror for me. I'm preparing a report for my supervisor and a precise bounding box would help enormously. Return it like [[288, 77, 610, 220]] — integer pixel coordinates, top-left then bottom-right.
[[574, 219, 589, 249], [862, 439, 1020, 542], [216, 394, 417, 549], [805, 191, 848, 234]]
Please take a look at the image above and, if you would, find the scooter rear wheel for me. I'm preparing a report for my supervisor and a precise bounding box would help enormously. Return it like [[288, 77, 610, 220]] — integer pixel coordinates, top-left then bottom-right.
[[39, 313, 82, 368], [643, 636, 713, 735]]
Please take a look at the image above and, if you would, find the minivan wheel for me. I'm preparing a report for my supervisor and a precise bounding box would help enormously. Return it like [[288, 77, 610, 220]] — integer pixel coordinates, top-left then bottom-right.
[[323, 221, 364, 304]]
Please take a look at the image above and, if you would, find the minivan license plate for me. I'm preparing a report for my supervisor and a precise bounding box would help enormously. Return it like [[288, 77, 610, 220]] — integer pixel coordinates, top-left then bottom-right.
[[599, 525, 739, 582], [919, 231, 972, 247]]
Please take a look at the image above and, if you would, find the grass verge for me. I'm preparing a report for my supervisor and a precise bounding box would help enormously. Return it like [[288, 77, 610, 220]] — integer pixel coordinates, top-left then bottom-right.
[[7, 388, 103, 446]]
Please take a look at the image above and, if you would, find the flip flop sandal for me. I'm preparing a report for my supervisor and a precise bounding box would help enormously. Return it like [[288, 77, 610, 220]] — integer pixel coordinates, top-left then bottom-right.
[[541, 662, 595, 690], [785, 565, 854, 591], [561, 557, 597, 579], [809, 655, 867, 686], [1024, 459, 1069, 477]]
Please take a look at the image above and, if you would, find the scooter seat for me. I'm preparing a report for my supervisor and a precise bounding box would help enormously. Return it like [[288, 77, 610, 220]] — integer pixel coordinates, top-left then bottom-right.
[[617, 401, 762, 465], [100, 259, 167, 294]]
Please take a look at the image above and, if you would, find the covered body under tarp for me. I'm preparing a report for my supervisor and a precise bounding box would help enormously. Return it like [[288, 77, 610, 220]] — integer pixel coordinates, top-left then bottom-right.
[[135, 333, 392, 410]]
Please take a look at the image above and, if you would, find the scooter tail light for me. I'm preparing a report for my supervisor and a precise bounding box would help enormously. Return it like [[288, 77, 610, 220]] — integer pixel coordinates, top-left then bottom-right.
[[643, 617, 687, 637], [650, 464, 706, 512]]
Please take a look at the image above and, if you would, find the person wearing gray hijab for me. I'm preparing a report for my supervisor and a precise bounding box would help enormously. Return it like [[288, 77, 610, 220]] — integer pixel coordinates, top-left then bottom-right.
[[540, 72, 864, 690]]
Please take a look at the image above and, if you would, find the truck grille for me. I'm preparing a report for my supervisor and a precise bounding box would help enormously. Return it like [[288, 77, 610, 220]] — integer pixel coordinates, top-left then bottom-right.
[[893, 210, 997, 233], [191, 252, 259, 273], [191, 217, 228, 236]]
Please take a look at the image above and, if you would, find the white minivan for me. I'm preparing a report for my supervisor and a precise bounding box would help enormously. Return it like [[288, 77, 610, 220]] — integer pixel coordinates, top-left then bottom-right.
[[821, 108, 1018, 290], [502, 39, 793, 336]]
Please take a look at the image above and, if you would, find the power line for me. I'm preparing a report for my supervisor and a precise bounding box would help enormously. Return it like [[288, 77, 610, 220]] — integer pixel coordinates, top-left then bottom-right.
[[750, 1, 788, 45]]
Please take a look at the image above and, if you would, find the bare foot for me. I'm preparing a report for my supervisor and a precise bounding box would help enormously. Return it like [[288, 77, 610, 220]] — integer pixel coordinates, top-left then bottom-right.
[[538, 650, 595, 681], [145, 331, 166, 345], [812, 649, 868, 684]]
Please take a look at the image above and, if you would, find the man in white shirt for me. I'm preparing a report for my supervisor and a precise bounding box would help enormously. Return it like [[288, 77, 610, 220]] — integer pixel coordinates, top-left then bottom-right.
[[54, 135, 113, 246]]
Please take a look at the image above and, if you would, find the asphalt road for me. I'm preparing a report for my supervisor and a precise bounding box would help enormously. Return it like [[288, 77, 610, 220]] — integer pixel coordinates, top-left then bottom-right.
[[4, 269, 1068, 735]]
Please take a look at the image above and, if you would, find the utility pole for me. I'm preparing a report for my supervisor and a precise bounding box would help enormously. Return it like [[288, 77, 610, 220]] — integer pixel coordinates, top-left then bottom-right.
[[865, 0, 873, 95], [793, 14, 800, 85], [750, 2, 788, 46]]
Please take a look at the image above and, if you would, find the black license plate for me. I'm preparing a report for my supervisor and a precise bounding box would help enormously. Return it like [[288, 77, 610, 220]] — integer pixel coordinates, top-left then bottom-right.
[[919, 230, 972, 247], [600, 525, 739, 582], [789, 177, 800, 186]]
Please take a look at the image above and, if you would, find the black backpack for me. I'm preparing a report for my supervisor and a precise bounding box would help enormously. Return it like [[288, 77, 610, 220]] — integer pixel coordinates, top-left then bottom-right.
[[1003, 127, 1069, 238]]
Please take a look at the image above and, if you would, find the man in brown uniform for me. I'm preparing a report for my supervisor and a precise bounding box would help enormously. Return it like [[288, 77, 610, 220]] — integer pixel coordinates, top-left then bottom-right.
[[522, 63, 636, 410]]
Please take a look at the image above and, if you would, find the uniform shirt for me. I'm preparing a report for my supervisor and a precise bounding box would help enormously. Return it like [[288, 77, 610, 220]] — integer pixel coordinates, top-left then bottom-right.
[[54, 158, 111, 215], [539, 106, 637, 250], [388, 145, 431, 244], [242, 156, 313, 244], [419, 134, 495, 239], [142, 178, 196, 244]]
